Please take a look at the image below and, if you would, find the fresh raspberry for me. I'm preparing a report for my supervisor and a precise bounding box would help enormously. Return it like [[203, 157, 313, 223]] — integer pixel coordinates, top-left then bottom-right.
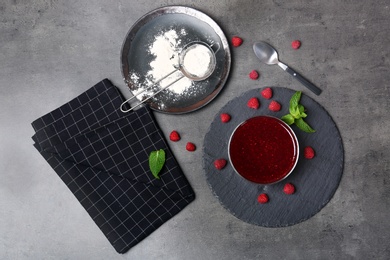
[[283, 183, 296, 195], [214, 159, 227, 170], [186, 142, 196, 152], [261, 87, 273, 99], [291, 40, 301, 50], [257, 193, 269, 204], [304, 146, 315, 159], [249, 70, 259, 80], [169, 130, 181, 142], [268, 100, 281, 112], [231, 36, 243, 47], [220, 113, 231, 123], [247, 97, 260, 109]]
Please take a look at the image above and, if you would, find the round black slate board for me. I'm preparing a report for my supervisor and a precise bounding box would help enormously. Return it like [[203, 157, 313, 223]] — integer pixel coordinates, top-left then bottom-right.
[[202, 87, 344, 227]]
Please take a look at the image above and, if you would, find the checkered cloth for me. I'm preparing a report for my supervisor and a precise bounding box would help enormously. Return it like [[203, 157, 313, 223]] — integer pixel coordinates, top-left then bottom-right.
[[31, 79, 195, 253]]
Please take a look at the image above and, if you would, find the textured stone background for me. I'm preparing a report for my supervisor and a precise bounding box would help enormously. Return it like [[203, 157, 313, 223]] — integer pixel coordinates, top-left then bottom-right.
[[1, 0, 389, 259]]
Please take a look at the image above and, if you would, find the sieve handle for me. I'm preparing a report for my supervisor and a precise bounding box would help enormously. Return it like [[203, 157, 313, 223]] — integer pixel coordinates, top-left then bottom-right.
[[120, 68, 179, 113], [120, 73, 184, 113]]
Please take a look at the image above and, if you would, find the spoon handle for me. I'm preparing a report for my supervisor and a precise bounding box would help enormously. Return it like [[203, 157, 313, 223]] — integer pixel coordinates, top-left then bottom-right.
[[285, 67, 322, 95]]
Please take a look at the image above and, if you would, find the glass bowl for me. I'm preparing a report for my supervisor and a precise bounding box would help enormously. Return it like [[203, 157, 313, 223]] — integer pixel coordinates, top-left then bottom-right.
[[228, 115, 299, 185]]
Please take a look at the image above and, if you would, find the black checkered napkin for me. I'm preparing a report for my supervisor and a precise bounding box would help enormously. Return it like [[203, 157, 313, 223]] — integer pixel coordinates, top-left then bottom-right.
[[31, 79, 195, 253]]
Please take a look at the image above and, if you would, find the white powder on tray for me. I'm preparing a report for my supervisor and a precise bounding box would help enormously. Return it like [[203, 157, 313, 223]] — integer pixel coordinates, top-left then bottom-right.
[[130, 28, 213, 102]]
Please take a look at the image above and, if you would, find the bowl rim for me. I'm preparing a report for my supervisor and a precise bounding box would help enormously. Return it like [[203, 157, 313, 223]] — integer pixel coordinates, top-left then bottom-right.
[[228, 115, 300, 185]]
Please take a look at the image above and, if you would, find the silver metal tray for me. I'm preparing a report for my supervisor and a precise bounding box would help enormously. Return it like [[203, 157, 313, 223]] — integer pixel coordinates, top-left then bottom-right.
[[120, 6, 231, 114]]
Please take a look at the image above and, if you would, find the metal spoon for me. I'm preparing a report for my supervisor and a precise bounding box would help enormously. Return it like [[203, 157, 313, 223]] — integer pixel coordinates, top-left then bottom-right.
[[253, 41, 322, 95]]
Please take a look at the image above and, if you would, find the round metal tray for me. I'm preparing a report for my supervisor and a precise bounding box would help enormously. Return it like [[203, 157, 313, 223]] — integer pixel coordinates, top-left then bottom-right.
[[121, 6, 231, 114]]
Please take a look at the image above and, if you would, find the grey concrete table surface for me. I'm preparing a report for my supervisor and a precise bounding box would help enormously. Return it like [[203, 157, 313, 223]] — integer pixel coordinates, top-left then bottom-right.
[[1, 1, 389, 259]]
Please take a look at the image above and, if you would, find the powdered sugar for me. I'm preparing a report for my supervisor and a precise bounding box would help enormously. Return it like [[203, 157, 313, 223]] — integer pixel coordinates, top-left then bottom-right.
[[129, 28, 214, 102], [147, 29, 193, 94]]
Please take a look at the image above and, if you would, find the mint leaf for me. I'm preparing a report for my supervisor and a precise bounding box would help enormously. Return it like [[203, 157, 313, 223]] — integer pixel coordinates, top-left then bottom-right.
[[149, 149, 166, 179], [295, 118, 316, 133], [289, 91, 301, 111], [290, 106, 301, 119], [280, 91, 315, 133], [298, 105, 307, 118], [281, 114, 295, 125]]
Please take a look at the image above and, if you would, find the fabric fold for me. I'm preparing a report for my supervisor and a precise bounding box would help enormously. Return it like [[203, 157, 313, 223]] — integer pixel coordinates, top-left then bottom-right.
[[31, 79, 195, 253]]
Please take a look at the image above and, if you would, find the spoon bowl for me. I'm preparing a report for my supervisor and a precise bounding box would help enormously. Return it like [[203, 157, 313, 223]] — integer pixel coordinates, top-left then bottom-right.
[[253, 42, 280, 65]]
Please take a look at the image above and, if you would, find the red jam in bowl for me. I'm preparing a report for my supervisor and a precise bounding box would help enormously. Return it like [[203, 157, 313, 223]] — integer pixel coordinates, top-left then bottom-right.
[[228, 116, 299, 184]]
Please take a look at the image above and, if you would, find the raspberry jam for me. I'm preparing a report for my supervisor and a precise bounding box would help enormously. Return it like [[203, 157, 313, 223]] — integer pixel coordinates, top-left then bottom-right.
[[228, 116, 299, 184]]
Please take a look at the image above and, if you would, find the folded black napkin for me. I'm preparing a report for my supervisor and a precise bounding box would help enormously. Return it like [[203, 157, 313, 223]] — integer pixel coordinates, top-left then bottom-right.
[[31, 79, 195, 253]]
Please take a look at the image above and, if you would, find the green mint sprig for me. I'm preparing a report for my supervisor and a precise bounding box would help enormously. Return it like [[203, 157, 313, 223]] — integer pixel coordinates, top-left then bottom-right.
[[149, 149, 166, 179], [281, 91, 316, 133]]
